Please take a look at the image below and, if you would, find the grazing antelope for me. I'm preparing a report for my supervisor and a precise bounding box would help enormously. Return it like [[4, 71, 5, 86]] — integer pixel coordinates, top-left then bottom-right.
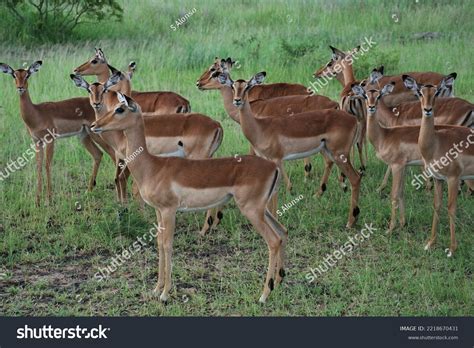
[[351, 82, 473, 232], [90, 92, 288, 303], [220, 71, 361, 228], [0, 61, 115, 205], [197, 57, 310, 102], [197, 69, 339, 191], [70, 72, 224, 235], [73, 48, 191, 114], [403, 75, 474, 257]]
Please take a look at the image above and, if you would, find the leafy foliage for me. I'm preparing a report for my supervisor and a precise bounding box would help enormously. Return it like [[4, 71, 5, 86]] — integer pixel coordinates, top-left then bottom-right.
[[4, 0, 123, 43]]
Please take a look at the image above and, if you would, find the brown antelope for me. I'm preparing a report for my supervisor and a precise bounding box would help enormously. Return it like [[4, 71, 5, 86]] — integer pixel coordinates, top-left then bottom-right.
[[320, 46, 458, 190], [73, 48, 191, 114], [197, 57, 310, 102], [197, 69, 339, 191], [365, 70, 468, 193], [220, 71, 361, 228], [351, 82, 474, 232], [314, 45, 456, 107], [403, 75, 474, 257], [197, 57, 333, 180], [90, 92, 288, 303], [0, 61, 115, 205], [70, 72, 224, 235]]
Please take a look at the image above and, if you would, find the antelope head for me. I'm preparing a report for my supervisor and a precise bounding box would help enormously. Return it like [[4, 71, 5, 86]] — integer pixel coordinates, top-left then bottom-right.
[[70, 71, 122, 111], [73, 48, 108, 76], [196, 56, 236, 90], [352, 82, 395, 115], [90, 93, 140, 134], [403, 73, 456, 117], [217, 71, 266, 107], [0, 61, 42, 95], [313, 45, 360, 79]]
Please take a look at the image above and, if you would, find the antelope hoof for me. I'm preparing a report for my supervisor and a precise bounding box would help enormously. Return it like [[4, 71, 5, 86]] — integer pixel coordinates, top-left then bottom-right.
[[424, 240, 435, 251], [258, 294, 267, 304], [444, 248, 453, 258], [160, 292, 169, 302]]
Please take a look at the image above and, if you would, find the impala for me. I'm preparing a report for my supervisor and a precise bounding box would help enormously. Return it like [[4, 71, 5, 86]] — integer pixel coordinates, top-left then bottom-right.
[[198, 69, 340, 192], [197, 57, 310, 102], [320, 46, 458, 190], [403, 75, 474, 257], [0, 61, 115, 205], [90, 92, 288, 303], [74, 48, 191, 114], [314, 45, 456, 107], [351, 82, 473, 232], [70, 72, 224, 235], [197, 57, 330, 180], [221, 71, 361, 228]]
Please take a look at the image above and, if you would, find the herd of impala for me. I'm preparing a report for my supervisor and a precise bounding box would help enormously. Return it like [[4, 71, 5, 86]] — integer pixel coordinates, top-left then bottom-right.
[[1, 46, 473, 303]]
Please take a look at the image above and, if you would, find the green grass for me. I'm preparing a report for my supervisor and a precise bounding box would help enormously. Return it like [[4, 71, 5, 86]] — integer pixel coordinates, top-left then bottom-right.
[[0, 0, 473, 316]]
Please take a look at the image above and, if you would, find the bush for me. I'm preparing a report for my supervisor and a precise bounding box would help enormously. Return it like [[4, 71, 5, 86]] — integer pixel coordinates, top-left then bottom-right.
[[4, 0, 123, 43]]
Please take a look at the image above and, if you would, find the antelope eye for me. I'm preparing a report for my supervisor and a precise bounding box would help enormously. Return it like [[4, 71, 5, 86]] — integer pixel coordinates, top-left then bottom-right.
[[91, 59, 98, 64], [115, 107, 125, 114], [210, 67, 216, 72], [327, 62, 333, 67]]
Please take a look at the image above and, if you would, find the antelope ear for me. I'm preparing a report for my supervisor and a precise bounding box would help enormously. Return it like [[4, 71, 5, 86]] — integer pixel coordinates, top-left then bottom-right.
[[377, 65, 385, 75], [117, 92, 129, 106], [104, 71, 122, 91], [96, 48, 106, 62], [402, 75, 420, 95], [217, 72, 232, 86], [436, 72, 457, 96], [0, 63, 15, 76], [70, 73, 90, 91], [248, 71, 266, 86], [128, 61, 136, 79], [124, 94, 138, 112], [351, 83, 366, 98], [380, 82, 395, 96], [442, 72, 457, 87], [369, 68, 383, 84], [27, 61, 42, 76], [329, 45, 345, 59]]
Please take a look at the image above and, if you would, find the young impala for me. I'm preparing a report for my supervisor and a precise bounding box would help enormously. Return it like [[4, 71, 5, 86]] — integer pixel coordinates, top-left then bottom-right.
[[74, 48, 191, 114], [0, 61, 115, 205], [70, 72, 224, 235], [90, 92, 288, 303], [403, 75, 474, 257], [351, 82, 474, 232], [220, 71, 361, 228], [198, 69, 340, 193]]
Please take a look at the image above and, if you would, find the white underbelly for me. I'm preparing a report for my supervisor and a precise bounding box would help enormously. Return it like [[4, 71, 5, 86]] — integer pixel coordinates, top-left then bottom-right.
[[172, 185, 233, 212]]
